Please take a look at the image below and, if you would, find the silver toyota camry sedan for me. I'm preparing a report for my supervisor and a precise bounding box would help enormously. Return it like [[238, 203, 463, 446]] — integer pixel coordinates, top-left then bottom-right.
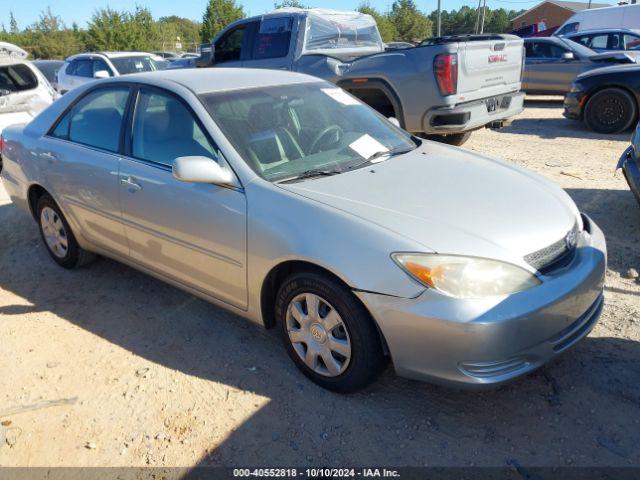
[[0, 69, 606, 392]]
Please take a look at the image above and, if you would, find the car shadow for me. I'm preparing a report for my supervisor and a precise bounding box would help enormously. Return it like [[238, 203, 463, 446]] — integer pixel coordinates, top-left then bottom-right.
[[498, 98, 632, 141], [0, 197, 639, 468]]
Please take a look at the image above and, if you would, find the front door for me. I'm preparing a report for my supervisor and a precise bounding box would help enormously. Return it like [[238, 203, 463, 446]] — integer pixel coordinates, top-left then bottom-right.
[[213, 24, 250, 68], [118, 87, 248, 309]]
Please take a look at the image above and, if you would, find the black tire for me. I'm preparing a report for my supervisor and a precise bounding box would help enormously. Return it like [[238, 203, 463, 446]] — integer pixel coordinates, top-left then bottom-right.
[[275, 272, 386, 393], [36, 194, 95, 269], [584, 88, 637, 134], [427, 131, 472, 146]]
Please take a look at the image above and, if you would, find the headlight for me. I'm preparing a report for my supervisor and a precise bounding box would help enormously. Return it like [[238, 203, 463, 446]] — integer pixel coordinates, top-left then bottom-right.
[[569, 83, 582, 93], [391, 253, 541, 299]]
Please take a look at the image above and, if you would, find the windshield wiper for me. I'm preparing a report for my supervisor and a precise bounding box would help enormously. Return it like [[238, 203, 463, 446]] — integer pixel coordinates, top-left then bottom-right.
[[277, 168, 342, 183], [347, 146, 416, 171]]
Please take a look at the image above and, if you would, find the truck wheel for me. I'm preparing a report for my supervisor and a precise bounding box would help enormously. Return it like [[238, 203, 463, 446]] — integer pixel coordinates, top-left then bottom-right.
[[584, 88, 637, 134], [428, 132, 472, 146], [275, 271, 386, 393]]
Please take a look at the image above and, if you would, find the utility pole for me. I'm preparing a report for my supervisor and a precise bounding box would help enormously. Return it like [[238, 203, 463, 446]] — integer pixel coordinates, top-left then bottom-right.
[[474, 0, 482, 33], [588, 0, 592, 8], [437, 0, 442, 36], [480, 0, 487, 33]]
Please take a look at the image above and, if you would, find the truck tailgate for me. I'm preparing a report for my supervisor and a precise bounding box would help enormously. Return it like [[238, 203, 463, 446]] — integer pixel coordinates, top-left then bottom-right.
[[457, 37, 523, 102]]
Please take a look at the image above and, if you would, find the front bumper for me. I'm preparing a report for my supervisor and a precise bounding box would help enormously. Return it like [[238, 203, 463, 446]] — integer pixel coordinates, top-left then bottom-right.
[[422, 91, 525, 134], [356, 214, 607, 388], [618, 145, 640, 206], [563, 91, 584, 120]]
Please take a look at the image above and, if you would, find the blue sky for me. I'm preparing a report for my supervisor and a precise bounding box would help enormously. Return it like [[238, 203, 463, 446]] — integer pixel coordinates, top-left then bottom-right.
[[7, 0, 539, 28]]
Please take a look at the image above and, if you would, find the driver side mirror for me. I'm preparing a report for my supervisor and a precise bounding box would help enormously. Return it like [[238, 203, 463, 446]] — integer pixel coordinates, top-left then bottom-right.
[[387, 117, 401, 128], [173, 156, 235, 186], [94, 70, 110, 79], [562, 52, 575, 61]]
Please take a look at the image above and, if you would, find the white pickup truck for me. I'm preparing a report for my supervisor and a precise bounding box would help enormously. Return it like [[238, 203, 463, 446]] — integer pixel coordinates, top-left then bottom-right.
[[197, 8, 526, 145]]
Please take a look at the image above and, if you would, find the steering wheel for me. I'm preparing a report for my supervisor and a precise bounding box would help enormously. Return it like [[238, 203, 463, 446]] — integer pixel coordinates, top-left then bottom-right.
[[309, 125, 344, 154]]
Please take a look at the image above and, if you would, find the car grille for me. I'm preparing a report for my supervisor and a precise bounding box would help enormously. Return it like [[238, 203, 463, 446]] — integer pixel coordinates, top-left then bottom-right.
[[524, 223, 579, 273]]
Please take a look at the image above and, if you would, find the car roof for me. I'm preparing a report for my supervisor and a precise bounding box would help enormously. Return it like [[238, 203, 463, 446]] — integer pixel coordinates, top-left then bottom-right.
[[119, 67, 321, 94], [66, 52, 154, 61], [566, 28, 640, 35]]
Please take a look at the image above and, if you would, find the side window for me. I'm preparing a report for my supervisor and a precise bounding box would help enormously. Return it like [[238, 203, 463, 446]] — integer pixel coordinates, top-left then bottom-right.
[[65, 61, 76, 75], [0, 64, 38, 92], [556, 22, 579, 36], [51, 87, 129, 153], [74, 59, 93, 78], [132, 89, 218, 166], [215, 26, 246, 63], [525, 42, 535, 58], [589, 34, 609, 49], [571, 35, 589, 47], [93, 59, 111, 76], [253, 17, 293, 59], [529, 42, 565, 59], [625, 34, 640, 50]]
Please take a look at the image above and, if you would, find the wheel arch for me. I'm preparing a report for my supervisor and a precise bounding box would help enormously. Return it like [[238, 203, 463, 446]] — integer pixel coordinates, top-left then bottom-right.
[[27, 183, 50, 221], [337, 78, 405, 128], [260, 259, 390, 353]]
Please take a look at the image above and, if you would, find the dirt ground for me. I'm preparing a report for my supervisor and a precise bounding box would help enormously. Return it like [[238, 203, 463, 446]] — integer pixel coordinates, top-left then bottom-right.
[[0, 98, 639, 469]]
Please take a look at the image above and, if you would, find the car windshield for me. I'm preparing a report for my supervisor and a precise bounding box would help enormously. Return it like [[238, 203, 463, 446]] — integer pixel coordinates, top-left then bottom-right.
[[199, 82, 416, 182], [109, 56, 159, 75]]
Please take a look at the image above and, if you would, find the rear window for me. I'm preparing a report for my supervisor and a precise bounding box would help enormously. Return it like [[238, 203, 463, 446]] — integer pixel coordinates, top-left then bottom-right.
[[0, 64, 38, 93]]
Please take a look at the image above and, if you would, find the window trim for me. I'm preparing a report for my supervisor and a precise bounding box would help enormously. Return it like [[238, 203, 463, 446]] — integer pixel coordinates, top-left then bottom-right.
[[46, 83, 134, 155], [124, 84, 224, 170]]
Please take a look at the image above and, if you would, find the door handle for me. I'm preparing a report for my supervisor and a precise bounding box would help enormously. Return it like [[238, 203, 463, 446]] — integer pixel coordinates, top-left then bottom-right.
[[120, 176, 142, 191], [41, 151, 58, 163]]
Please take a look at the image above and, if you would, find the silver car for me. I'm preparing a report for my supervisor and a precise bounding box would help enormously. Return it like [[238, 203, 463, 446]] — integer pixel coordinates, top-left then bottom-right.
[[0, 69, 606, 392]]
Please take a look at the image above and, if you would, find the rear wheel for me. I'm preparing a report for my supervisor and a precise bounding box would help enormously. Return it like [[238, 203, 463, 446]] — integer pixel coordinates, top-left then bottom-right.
[[275, 272, 386, 393], [584, 88, 637, 134], [37, 194, 95, 268]]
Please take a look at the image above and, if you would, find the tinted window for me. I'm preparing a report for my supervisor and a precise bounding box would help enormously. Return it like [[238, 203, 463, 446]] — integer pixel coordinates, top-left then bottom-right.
[[526, 41, 566, 59], [215, 27, 246, 63], [132, 89, 217, 166], [74, 59, 94, 78], [253, 17, 293, 59], [0, 64, 38, 92], [109, 56, 158, 75], [65, 62, 75, 75], [33, 61, 63, 83], [51, 87, 129, 153]]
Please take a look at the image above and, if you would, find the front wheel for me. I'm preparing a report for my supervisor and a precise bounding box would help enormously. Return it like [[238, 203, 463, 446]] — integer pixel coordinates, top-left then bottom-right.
[[425, 131, 472, 146], [584, 88, 637, 134], [275, 272, 386, 393]]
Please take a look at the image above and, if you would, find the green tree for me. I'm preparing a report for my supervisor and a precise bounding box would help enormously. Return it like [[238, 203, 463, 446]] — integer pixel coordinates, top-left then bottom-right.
[[274, 0, 308, 8], [9, 11, 19, 34], [85, 8, 131, 51], [357, 3, 397, 43], [158, 15, 202, 50], [389, 0, 432, 42], [200, 0, 245, 42]]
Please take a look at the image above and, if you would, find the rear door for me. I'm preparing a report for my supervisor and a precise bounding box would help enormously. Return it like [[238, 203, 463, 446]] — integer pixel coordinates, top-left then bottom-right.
[[456, 36, 524, 102], [42, 85, 131, 256], [118, 86, 248, 308], [244, 16, 296, 70]]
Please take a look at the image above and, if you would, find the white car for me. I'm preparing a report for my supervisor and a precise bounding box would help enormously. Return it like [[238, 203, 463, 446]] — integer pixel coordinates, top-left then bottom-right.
[[56, 52, 162, 94], [0, 42, 57, 170]]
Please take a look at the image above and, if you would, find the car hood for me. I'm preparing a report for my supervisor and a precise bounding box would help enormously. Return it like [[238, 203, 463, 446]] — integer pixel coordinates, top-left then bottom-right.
[[278, 142, 580, 267]]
